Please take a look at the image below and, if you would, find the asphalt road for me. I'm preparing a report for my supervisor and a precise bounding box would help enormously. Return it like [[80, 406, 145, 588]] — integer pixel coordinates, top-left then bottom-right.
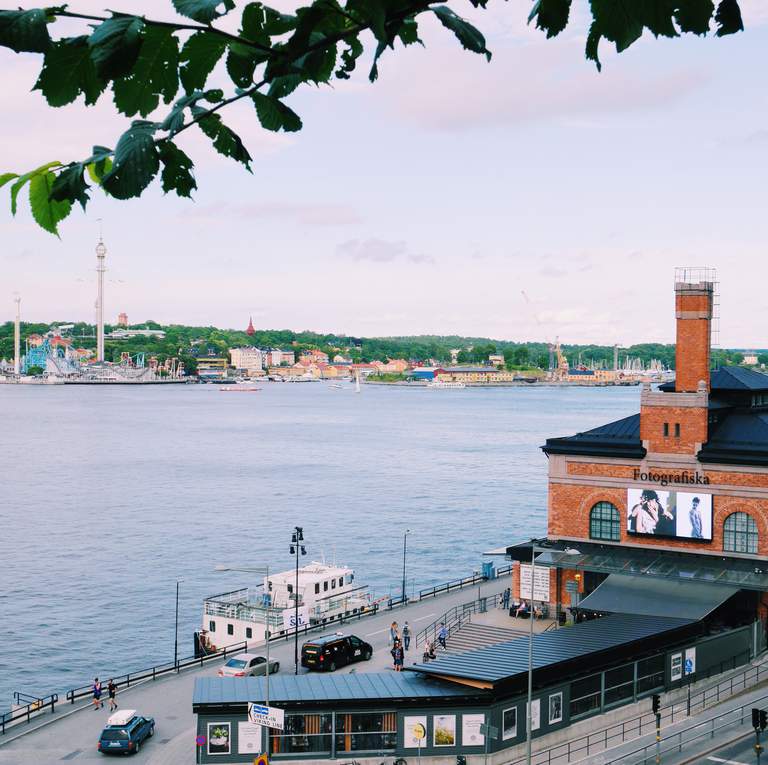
[[703, 733, 765, 765], [0, 579, 505, 765]]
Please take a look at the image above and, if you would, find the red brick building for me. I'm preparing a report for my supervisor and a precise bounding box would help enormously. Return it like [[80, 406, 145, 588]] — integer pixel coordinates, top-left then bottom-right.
[[508, 270, 768, 627]]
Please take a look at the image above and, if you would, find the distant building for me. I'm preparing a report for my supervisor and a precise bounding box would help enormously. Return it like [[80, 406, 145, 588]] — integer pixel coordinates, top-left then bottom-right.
[[450, 349, 461, 364], [744, 352, 758, 366], [108, 328, 166, 339], [435, 366, 512, 383], [264, 349, 295, 366], [489, 354, 505, 367], [301, 349, 330, 364], [410, 367, 439, 380], [197, 357, 228, 380], [333, 354, 351, 364], [374, 358, 410, 374], [230, 346, 263, 372], [27, 333, 44, 348], [117, 312, 128, 327], [246, 316, 255, 336]]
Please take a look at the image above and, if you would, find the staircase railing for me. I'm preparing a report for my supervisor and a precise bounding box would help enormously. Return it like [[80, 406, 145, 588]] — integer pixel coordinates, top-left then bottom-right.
[[416, 591, 505, 647]]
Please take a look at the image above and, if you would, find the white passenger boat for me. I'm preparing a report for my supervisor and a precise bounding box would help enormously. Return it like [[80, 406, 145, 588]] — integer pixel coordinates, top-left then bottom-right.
[[199, 562, 372, 652], [426, 380, 466, 389]]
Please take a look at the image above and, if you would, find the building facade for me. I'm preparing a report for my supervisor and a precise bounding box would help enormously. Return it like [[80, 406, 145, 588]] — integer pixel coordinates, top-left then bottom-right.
[[230, 347, 264, 373]]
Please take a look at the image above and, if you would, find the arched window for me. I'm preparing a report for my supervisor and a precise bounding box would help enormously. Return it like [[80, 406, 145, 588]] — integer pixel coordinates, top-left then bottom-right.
[[589, 502, 621, 541], [723, 512, 758, 554]]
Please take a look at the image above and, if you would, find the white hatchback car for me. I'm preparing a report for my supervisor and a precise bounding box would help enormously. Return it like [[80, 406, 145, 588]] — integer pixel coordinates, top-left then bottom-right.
[[218, 653, 280, 677]]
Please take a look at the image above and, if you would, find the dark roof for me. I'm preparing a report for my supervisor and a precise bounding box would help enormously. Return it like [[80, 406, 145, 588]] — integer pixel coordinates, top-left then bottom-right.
[[303, 634, 355, 646], [699, 411, 768, 466], [193, 673, 485, 708], [410, 613, 692, 685], [576, 574, 738, 621], [542, 413, 645, 459], [659, 366, 768, 393]]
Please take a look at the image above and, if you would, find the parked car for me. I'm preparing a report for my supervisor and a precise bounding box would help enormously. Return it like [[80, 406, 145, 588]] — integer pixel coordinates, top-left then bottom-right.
[[218, 653, 280, 677], [301, 633, 372, 672], [97, 709, 154, 756]]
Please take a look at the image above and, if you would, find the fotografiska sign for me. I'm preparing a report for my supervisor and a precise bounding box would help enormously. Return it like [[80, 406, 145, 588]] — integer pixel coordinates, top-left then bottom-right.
[[633, 469, 710, 487]]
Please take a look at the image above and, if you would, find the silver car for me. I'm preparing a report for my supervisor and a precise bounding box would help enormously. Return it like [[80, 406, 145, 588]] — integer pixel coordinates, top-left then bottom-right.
[[218, 653, 280, 678]]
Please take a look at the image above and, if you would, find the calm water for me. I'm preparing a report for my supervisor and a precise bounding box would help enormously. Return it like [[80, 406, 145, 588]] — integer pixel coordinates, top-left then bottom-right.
[[0, 382, 638, 707]]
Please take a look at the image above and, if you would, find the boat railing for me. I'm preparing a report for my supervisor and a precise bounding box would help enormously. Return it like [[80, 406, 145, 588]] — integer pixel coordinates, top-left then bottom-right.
[[0, 692, 58, 735]]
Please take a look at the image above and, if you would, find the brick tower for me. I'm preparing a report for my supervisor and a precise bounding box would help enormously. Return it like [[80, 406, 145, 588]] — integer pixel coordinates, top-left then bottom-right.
[[639, 269, 715, 456]]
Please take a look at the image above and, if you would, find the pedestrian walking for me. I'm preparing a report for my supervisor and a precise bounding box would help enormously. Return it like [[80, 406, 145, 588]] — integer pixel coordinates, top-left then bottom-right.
[[107, 679, 117, 712], [437, 623, 448, 651], [389, 621, 399, 646], [402, 621, 411, 651], [92, 678, 103, 710], [391, 640, 404, 671], [502, 588, 510, 610]]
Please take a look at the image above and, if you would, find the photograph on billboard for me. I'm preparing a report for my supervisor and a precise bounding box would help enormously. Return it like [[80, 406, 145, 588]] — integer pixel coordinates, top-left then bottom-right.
[[627, 489, 712, 541]]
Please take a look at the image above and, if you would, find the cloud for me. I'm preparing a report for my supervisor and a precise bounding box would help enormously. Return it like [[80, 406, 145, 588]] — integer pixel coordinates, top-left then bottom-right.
[[337, 238, 407, 262], [182, 201, 362, 226]]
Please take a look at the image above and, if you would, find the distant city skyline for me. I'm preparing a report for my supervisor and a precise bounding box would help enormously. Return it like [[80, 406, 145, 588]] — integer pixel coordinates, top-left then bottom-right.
[[2, 1, 767, 346]]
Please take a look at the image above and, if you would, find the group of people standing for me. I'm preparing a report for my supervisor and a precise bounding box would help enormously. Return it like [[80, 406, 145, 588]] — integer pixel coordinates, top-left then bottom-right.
[[389, 620, 411, 671], [92, 677, 118, 712]]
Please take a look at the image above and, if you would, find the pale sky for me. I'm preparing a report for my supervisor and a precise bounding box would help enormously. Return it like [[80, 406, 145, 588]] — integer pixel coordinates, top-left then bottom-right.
[[2, 1, 767, 346]]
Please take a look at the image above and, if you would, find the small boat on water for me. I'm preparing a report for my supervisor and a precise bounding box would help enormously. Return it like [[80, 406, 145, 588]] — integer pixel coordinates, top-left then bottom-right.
[[427, 380, 466, 389], [198, 561, 372, 653], [220, 385, 260, 392]]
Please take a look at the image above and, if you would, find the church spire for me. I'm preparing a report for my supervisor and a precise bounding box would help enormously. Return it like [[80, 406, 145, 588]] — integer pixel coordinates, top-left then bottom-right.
[[246, 316, 255, 336]]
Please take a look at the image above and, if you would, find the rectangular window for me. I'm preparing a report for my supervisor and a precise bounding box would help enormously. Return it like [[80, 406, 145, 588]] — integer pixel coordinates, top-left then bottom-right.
[[604, 663, 634, 707], [270, 713, 333, 755], [227, 624, 234, 635], [332, 579, 336, 589], [287, 584, 293, 594], [246, 627, 252, 639], [637, 655, 664, 695], [675, 423, 681, 437], [339, 577, 344, 587], [324, 581, 328, 592], [334, 712, 397, 752], [570, 673, 601, 719], [315, 583, 320, 594], [209, 621, 216, 632], [663, 422, 669, 437]]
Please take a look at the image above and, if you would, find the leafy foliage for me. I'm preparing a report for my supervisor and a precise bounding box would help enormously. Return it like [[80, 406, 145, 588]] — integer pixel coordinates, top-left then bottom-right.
[[0, 0, 745, 235]]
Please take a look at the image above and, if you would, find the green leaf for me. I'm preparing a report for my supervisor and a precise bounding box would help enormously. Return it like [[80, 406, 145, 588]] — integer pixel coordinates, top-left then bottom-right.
[[161, 90, 222, 136], [180, 32, 227, 93], [29, 172, 72, 237], [637, 0, 678, 38], [0, 9, 51, 53], [172, 0, 235, 24], [267, 74, 303, 98], [113, 26, 180, 117], [88, 15, 146, 81], [158, 140, 197, 198], [294, 37, 338, 83], [714, 0, 743, 36], [263, 7, 296, 35], [252, 92, 302, 132], [368, 40, 386, 82], [590, 0, 643, 52], [50, 163, 90, 211], [10, 161, 62, 215], [674, 0, 714, 34], [85, 146, 114, 184], [226, 45, 259, 88], [0, 172, 19, 190], [336, 37, 363, 80], [397, 18, 422, 47], [34, 36, 106, 107], [102, 120, 160, 199], [432, 6, 491, 61], [528, 0, 572, 38], [197, 113, 252, 169], [585, 20, 602, 70]]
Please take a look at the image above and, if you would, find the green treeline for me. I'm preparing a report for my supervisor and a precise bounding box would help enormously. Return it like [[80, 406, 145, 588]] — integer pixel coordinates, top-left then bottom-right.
[[0, 321, 760, 374]]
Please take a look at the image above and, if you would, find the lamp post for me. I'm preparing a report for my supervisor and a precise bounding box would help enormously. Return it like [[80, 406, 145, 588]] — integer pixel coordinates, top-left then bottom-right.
[[525, 544, 580, 765], [401, 530, 411, 604], [290, 527, 307, 675], [174, 578, 183, 667], [214, 565, 271, 706]]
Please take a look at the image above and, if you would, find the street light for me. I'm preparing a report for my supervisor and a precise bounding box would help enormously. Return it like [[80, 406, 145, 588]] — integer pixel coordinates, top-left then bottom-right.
[[289, 527, 307, 675], [214, 565, 272, 706], [525, 544, 580, 765], [401, 530, 411, 604], [174, 578, 184, 668]]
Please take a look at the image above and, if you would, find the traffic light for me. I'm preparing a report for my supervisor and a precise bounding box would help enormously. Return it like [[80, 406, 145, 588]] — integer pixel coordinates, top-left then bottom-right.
[[761, 709, 767, 731], [652, 694, 661, 715], [753, 708, 760, 730]]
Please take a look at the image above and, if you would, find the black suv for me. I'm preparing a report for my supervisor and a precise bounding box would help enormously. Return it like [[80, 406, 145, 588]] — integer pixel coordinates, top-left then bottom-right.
[[301, 634, 373, 672]]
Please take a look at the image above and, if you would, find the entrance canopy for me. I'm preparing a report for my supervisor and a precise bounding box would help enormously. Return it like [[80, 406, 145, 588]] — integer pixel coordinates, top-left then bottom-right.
[[577, 574, 739, 621]]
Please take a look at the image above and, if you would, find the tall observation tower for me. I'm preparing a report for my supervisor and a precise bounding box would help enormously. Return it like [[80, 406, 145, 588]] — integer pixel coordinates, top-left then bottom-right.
[[13, 294, 21, 375], [96, 237, 107, 363]]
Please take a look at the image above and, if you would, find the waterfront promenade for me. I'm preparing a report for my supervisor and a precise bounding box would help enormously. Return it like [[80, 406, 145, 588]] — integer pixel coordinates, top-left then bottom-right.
[[0, 579, 508, 764]]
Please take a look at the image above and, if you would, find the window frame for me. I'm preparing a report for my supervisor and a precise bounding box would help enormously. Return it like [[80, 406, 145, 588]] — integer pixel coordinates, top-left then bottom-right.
[[723, 511, 758, 554], [589, 501, 621, 542]]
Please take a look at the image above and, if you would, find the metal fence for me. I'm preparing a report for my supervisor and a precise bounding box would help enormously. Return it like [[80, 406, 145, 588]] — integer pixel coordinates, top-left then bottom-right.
[[504, 649, 758, 765], [416, 592, 505, 647], [0, 693, 58, 735]]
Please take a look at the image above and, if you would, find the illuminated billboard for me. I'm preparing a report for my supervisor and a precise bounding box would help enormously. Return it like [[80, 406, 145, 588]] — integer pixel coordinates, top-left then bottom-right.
[[627, 489, 712, 541]]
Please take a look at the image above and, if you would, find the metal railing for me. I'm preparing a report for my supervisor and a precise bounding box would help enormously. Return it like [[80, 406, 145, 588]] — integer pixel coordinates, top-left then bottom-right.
[[505, 649, 758, 765], [416, 592, 504, 647], [0, 693, 58, 735], [418, 572, 488, 600]]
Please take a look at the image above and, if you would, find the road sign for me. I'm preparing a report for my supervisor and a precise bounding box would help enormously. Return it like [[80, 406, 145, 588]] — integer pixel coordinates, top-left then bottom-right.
[[479, 724, 498, 740], [565, 580, 578, 594], [248, 703, 285, 730]]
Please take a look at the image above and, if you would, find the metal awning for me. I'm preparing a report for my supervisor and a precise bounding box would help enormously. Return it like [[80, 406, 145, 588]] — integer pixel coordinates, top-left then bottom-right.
[[504, 540, 768, 591], [577, 574, 739, 621]]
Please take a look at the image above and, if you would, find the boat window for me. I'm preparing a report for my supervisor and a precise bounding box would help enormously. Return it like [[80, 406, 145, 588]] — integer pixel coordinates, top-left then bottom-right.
[[332, 579, 336, 589], [209, 621, 216, 632], [287, 584, 293, 594], [227, 624, 234, 635], [338, 577, 343, 587], [324, 581, 328, 592], [246, 628, 252, 639], [315, 583, 320, 594]]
